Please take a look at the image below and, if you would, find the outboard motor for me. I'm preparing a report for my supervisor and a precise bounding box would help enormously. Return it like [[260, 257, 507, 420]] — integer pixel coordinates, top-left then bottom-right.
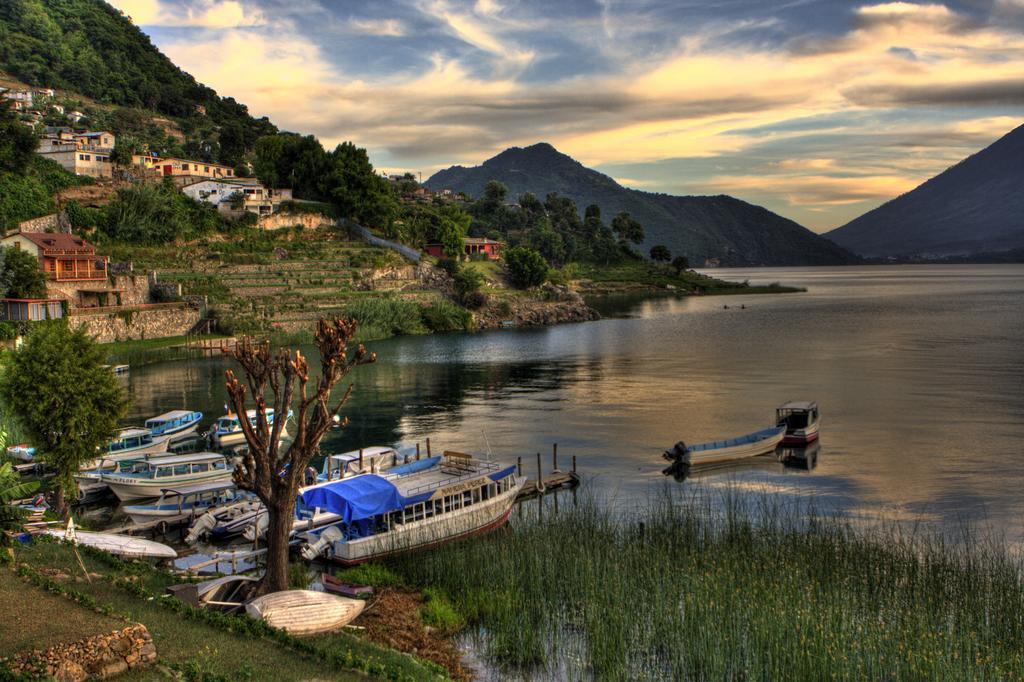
[[185, 511, 217, 545], [300, 525, 343, 561], [242, 513, 269, 542], [662, 441, 687, 461]]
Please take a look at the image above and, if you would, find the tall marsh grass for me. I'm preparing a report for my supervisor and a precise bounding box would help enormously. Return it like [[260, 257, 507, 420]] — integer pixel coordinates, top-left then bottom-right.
[[392, 492, 1024, 680]]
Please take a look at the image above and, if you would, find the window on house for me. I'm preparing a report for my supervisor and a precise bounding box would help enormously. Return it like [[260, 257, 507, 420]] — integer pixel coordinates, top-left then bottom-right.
[[204, 166, 209, 172]]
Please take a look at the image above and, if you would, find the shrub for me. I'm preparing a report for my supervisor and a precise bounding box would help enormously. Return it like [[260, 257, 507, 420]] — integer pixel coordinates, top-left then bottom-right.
[[420, 299, 472, 332], [504, 246, 549, 288], [435, 258, 459, 277], [453, 267, 484, 300]]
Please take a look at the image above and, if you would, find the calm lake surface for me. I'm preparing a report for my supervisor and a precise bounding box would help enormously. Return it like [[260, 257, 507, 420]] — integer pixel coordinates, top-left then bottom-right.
[[121, 265, 1024, 540]]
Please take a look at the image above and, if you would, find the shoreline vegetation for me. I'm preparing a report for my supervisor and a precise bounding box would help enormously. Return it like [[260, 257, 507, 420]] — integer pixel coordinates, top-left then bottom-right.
[[5, 491, 1022, 680]]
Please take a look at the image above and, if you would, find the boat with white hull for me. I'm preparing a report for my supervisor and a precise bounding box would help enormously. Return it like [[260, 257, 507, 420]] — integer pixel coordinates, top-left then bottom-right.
[[145, 410, 203, 443], [776, 401, 820, 445], [99, 452, 233, 502], [300, 451, 524, 565], [665, 425, 786, 466], [207, 408, 291, 449], [46, 520, 176, 560], [121, 482, 253, 525]]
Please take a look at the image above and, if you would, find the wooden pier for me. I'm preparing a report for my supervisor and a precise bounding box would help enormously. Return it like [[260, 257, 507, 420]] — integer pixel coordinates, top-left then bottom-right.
[[515, 445, 581, 501]]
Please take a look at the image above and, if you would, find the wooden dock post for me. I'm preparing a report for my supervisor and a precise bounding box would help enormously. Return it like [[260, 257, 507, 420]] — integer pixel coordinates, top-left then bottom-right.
[[572, 455, 577, 474], [359, 448, 364, 471], [536, 452, 545, 493], [416, 442, 421, 460], [426, 438, 432, 457], [553, 443, 558, 472], [517, 456, 522, 477]]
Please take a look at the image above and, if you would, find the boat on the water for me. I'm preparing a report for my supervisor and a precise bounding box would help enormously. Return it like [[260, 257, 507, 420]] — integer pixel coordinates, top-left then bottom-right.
[[121, 481, 252, 525], [145, 410, 203, 442], [321, 573, 374, 599], [299, 451, 524, 565], [246, 590, 365, 635], [45, 522, 177, 559], [207, 408, 291, 449], [80, 428, 171, 473], [99, 452, 233, 502], [185, 497, 266, 544], [318, 446, 403, 480], [776, 401, 820, 445], [665, 425, 786, 466]]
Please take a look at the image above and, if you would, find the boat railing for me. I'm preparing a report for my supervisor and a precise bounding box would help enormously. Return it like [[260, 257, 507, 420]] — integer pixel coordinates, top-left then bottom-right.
[[401, 457, 502, 497]]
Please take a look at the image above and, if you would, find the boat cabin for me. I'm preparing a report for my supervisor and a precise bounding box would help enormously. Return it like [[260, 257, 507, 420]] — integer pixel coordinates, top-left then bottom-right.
[[319, 446, 403, 480], [776, 401, 819, 430], [109, 453, 229, 480], [146, 410, 202, 436], [107, 428, 159, 453], [212, 408, 281, 436]]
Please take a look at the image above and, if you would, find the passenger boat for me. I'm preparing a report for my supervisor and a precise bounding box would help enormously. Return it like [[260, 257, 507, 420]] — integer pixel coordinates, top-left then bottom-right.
[[145, 410, 203, 442], [121, 481, 252, 525], [46, 520, 176, 560], [207, 408, 291, 449], [99, 452, 233, 502], [318, 446, 430, 481], [81, 428, 171, 471], [776, 401, 820, 445], [299, 451, 525, 565], [246, 590, 365, 635], [664, 425, 786, 466], [5, 444, 36, 462]]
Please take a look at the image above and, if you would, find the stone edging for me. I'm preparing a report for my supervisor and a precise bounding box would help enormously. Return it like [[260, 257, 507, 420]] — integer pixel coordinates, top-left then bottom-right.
[[2, 624, 156, 681]]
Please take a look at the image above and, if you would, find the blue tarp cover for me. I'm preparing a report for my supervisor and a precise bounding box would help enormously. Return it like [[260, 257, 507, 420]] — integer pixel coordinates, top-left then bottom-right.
[[301, 475, 404, 523]]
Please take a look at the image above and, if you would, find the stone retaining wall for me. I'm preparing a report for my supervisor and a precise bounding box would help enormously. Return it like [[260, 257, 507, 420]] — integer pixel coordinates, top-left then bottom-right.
[[73, 304, 202, 343], [17, 213, 68, 233], [3, 624, 156, 681], [258, 211, 333, 231]]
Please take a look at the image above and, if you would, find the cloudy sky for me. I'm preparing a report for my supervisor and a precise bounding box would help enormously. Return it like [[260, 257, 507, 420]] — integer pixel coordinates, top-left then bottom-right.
[[108, 0, 1024, 231]]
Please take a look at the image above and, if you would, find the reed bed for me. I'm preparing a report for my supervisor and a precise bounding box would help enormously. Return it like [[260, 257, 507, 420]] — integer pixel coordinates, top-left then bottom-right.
[[391, 492, 1024, 680]]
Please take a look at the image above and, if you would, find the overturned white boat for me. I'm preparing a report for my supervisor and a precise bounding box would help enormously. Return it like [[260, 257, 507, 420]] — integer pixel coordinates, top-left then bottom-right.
[[245, 590, 365, 635], [46, 520, 177, 560]]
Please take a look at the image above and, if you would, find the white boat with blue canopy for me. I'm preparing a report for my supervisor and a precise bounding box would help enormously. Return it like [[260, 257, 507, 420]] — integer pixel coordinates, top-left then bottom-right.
[[99, 452, 234, 502], [145, 410, 203, 442], [208, 408, 292, 449], [299, 451, 524, 565], [666, 425, 786, 466], [121, 481, 253, 525]]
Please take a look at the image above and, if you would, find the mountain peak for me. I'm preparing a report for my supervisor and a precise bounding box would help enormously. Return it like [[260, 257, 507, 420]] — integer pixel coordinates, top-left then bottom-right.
[[426, 145, 857, 266], [827, 122, 1024, 257]]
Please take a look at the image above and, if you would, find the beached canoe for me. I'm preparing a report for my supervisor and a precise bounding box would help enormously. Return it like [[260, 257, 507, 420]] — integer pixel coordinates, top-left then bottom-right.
[[245, 590, 365, 635], [665, 425, 786, 466], [45, 529, 177, 559]]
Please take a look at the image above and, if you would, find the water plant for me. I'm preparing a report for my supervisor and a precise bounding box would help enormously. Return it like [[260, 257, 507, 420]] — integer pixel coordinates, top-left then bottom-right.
[[391, 491, 1024, 680]]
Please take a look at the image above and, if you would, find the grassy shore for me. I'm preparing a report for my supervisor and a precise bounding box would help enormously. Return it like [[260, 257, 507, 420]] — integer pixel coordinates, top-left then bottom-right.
[[570, 260, 804, 294], [375, 493, 1024, 680], [2, 540, 447, 681]]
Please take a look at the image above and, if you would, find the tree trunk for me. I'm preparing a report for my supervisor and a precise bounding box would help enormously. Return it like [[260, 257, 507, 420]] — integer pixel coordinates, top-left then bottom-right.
[[259, 500, 294, 595]]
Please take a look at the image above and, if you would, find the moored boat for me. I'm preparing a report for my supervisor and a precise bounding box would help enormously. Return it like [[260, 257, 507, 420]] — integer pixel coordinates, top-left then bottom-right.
[[665, 425, 786, 466], [321, 573, 374, 599], [99, 452, 233, 502], [776, 401, 820, 445], [121, 481, 252, 525], [80, 428, 171, 473], [299, 451, 525, 565], [167, 575, 259, 613], [207, 408, 291, 449], [145, 410, 203, 442], [5, 444, 36, 462], [45, 521, 177, 559], [245, 590, 365, 635]]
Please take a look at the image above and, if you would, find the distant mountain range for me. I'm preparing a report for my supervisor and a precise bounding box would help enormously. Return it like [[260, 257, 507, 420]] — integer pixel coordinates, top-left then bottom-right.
[[827, 124, 1024, 258], [426, 143, 858, 267]]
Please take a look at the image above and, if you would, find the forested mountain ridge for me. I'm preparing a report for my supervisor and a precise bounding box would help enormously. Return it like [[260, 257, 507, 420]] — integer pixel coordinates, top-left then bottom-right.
[[427, 143, 858, 267], [827, 123, 1024, 257], [0, 0, 276, 164]]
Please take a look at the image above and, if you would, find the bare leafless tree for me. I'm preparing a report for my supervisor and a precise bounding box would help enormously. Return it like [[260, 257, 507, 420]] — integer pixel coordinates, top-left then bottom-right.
[[224, 318, 375, 594]]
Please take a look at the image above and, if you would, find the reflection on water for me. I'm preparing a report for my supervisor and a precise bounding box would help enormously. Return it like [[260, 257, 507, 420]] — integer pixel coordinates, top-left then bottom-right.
[[120, 265, 1024, 540]]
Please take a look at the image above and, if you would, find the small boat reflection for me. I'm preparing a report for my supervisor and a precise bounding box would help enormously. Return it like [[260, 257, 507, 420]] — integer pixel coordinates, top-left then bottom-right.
[[778, 440, 821, 471], [662, 441, 822, 481]]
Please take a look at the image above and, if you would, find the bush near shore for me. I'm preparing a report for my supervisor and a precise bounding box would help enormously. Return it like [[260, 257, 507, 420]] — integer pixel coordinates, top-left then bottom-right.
[[387, 493, 1024, 680]]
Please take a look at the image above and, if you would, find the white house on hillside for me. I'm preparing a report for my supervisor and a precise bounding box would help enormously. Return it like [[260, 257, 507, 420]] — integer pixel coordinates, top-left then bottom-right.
[[181, 178, 291, 216]]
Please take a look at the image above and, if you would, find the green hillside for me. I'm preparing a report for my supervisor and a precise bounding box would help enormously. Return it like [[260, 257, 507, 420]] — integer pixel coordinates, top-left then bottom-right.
[[0, 0, 276, 164]]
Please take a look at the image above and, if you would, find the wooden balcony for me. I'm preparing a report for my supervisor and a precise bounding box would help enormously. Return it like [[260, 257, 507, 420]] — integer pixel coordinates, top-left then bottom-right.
[[46, 257, 108, 281]]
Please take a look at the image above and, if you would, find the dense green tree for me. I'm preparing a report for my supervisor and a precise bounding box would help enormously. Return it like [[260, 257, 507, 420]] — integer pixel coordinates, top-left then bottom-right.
[[0, 245, 47, 299], [0, 321, 127, 515], [505, 246, 549, 288], [612, 212, 645, 246], [672, 255, 690, 274], [650, 245, 671, 263], [218, 121, 246, 167], [435, 206, 469, 258], [0, 101, 37, 173], [453, 266, 484, 303], [484, 180, 507, 203], [100, 180, 224, 243], [325, 142, 398, 229], [527, 216, 567, 265]]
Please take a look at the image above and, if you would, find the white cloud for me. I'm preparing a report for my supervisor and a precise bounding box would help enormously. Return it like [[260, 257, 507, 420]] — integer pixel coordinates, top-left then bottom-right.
[[108, 0, 264, 28], [349, 17, 406, 37]]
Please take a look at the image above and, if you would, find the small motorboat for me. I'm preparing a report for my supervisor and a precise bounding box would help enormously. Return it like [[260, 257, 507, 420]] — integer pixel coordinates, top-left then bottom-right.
[[776, 401, 821, 445], [664, 425, 786, 466], [145, 410, 204, 443], [207, 408, 291, 449], [121, 482, 251, 525], [246, 590, 365, 635], [321, 573, 374, 599]]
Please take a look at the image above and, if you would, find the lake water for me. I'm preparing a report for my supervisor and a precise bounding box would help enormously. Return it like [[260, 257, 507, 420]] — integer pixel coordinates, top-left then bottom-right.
[[120, 265, 1024, 540]]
